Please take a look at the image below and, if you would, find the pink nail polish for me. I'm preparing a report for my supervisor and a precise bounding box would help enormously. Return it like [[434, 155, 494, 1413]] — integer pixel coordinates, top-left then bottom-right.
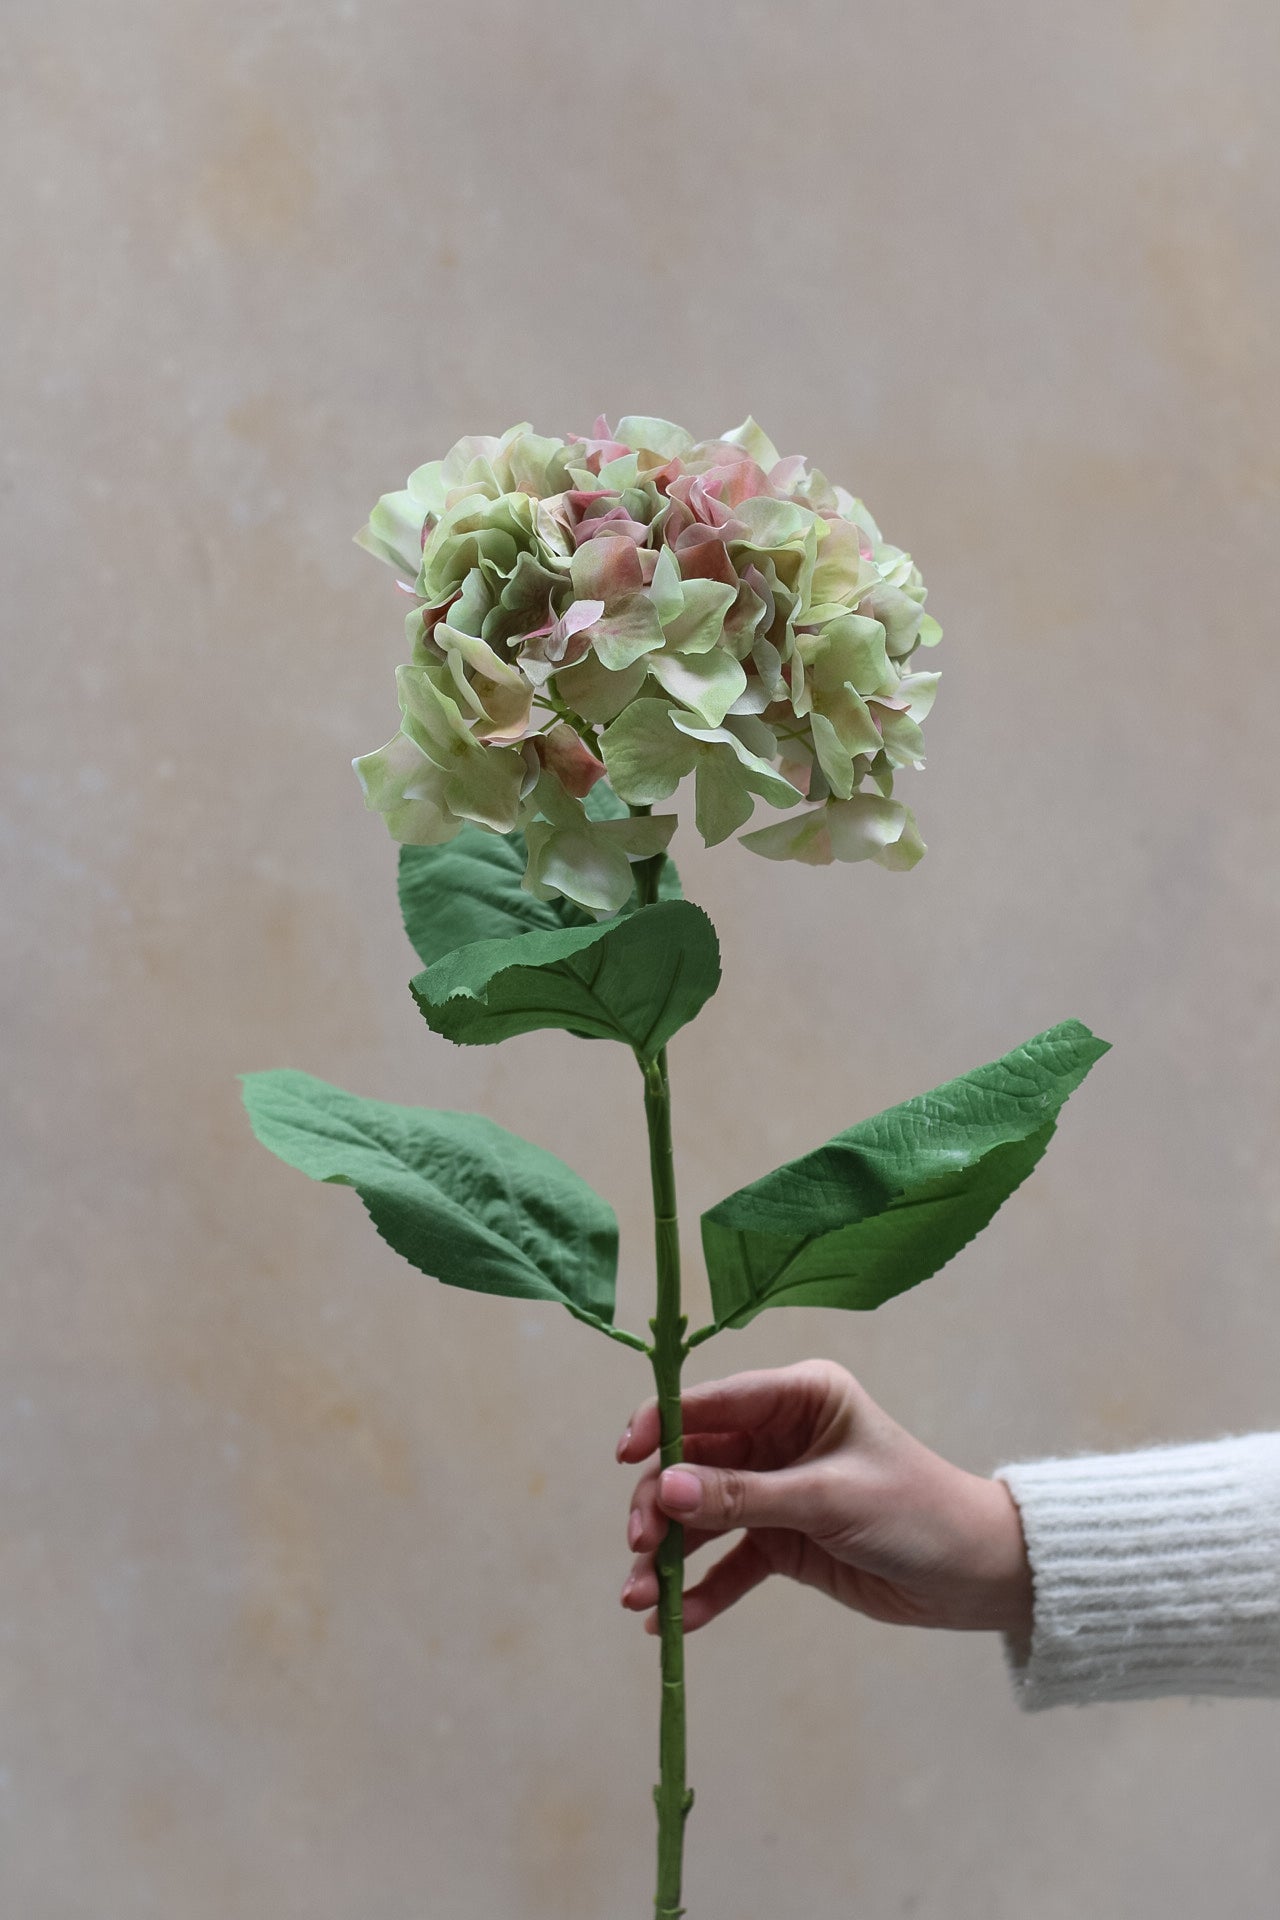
[[627, 1510, 643, 1550], [620, 1574, 635, 1604], [616, 1425, 632, 1461]]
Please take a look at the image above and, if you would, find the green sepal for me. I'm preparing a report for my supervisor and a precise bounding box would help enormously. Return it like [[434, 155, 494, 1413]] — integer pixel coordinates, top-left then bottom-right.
[[410, 899, 721, 1061], [697, 1020, 1109, 1333], [242, 1069, 640, 1344], [398, 781, 681, 970]]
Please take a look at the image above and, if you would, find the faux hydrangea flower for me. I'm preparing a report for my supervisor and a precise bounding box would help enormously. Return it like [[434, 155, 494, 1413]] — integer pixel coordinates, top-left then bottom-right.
[[354, 416, 941, 911]]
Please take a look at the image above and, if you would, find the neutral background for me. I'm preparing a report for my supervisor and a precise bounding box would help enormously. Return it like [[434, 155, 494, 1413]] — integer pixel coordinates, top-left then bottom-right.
[[4, 2, 1279, 1914]]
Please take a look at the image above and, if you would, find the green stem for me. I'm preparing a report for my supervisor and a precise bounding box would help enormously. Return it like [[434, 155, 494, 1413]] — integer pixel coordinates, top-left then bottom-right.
[[635, 840, 693, 1918]]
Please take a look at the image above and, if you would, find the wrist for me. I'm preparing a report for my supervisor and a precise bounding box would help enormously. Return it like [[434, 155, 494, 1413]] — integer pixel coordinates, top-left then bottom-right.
[[930, 1468, 1033, 1635], [970, 1475, 1033, 1638]]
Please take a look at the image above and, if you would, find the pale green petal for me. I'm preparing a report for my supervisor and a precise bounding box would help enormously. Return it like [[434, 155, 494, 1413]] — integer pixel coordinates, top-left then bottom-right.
[[739, 808, 834, 865], [520, 780, 675, 914], [872, 806, 926, 871], [724, 714, 778, 760], [533, 495, 576, 561], [826, 794, 925, 869], [825, 684, 885, 758], [721, 416, 782, 472], [798, 614, 894, 699], [869, 748, 896, 798], [420, 492, 537, 604], [895, 671, 941, 722], [450, 565, 497, 639], [435, 624, 533, 735], [614, 416, 695, 460], [553, 652, 649, 725], [841, 494, 882, 542], [438, 431, 508, 490], [595, 452, 642, 490], [725, 678, 773, 717], [592, 813, 679, 859], [404, 461, 450, 519], [444, 739, 527, 833], [874, 704, 927, 767], [670, 715, 805, 810], [732, 496, 817, 551], [649, 543, 683, 623], [394, 663, 526, 831], [917, 612, 943, 648], [600, 697, 699, 804], [501, 430, 572, 497], [355, 490, 427, 581], [807, 519, 873, 615], [809, 711, 857, 800], [352, 732, 461, 846], [591, 597, 666, 671], [694, 755, 756, 847], [870, 542, 913, 590], [647, 648, 747, 727], [659, 578, 737, 654], [862, 581, 924, 657], [396, 662, 471, 764], [524, 820, 636, 915], [741, 792, 924, 867]]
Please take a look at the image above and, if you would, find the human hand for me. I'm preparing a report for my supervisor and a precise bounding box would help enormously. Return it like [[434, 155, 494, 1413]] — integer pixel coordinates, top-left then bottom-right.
[[618, 1360, 1032, 1638]]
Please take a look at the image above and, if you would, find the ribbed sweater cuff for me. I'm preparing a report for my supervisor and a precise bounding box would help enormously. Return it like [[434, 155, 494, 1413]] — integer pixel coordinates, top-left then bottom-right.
[[993, 1433, 1280, 1710]]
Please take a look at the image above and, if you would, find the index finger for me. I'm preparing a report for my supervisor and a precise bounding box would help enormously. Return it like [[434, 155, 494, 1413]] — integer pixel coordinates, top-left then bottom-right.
[[616, 1366, 815, 1464]]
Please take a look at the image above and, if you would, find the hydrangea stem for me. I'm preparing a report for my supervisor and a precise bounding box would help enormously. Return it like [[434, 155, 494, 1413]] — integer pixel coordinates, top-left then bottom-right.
[[635, 843, 693, 1917]]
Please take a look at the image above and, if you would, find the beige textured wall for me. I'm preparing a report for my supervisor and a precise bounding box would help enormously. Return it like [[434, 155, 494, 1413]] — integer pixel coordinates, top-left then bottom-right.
[[5, 2, 1280, 1914]]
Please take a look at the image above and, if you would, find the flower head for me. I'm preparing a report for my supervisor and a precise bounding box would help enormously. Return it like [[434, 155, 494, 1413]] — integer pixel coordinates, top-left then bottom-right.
[[355, 417, 941, 910]]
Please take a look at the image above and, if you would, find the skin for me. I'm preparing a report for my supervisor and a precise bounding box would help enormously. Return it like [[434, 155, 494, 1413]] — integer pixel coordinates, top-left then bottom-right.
[[618, 1359, 1033, 1643]]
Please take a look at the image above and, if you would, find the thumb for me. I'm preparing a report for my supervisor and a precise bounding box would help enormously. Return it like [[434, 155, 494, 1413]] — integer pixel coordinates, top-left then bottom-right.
[[657, 1461, 817, 1534]]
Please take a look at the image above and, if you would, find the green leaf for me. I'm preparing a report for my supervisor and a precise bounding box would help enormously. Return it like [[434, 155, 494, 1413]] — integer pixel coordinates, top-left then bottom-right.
[[397, 781, 681, 970], [698, 1020, 1109, 1332], [410, 899, 721, 1060], [242, 1070, 637, 1343]]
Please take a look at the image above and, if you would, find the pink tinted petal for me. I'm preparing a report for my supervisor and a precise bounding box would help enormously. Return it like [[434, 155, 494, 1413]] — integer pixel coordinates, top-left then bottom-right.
[[571, 532, 646, 603], [654, 497, 694, 545], [538, 722, 607, 798], [673, 528, 741, 577], [768, 454, 809, 494], [573, 509, 650, 548], [636, 451, 686, 487], [675, 518, 744, 560], [564, 423, 630, 472], [558, 598, 605, 641], [518, 599, 603, 681], [698, 459, 774, 507], [689, 438, 754, 470]]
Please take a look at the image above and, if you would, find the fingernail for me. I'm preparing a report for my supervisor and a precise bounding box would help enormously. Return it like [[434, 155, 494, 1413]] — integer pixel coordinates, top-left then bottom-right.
[[659, 1468, 702, 1514], [627, 1510, 643, 1550], [620, 1574, 635, 1605], [615, 1426, 632, 1462]]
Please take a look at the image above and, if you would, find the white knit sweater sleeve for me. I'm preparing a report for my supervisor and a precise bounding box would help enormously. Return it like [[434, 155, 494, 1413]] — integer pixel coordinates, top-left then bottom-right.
[[993, 1433, 1280, 1710]]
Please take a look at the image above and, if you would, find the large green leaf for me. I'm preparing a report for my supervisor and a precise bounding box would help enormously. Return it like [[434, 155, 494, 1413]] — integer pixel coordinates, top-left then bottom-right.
[[410, 899, 721, 1060], [242, 1070, 638, 1343], [398, 780, 681, 970], [698, 1020, 1109, 1334]]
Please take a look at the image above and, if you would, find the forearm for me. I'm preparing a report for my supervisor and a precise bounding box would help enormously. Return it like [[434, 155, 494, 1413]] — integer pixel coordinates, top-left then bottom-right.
[[994, 1432, 1280, 1710]]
